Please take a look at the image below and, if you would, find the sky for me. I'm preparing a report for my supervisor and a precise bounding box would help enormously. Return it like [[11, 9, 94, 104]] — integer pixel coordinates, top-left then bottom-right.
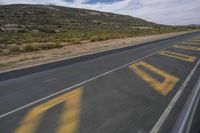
[[0, 0, 200, 25]]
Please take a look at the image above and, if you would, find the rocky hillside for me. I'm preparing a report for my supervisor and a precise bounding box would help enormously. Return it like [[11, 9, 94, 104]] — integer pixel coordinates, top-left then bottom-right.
[[0, 4, 198, 54]]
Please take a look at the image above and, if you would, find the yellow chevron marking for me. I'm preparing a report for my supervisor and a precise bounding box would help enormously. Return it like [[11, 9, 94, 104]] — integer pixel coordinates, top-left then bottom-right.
[[173, 45, 200, 51], [14, 87, 82, 133], [129, 61, 179, 96], [159, 51, 196, 62], [182, 41, 200, 45]]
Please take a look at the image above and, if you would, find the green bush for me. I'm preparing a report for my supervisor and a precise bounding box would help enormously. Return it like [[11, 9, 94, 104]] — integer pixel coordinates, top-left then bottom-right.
[[38, 43, 63, 50], [68, 38, 81, 44], [21, 43, 63, 52], [90, 34, 111, 42], [0, 62, 10, 67], [23, 44, 38, 52], [9, 45, 21, 53]]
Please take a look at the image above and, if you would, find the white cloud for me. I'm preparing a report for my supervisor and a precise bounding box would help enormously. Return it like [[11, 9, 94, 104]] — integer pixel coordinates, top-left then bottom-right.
[[117, 0, 200, 25], [0, 0, 199, 25]]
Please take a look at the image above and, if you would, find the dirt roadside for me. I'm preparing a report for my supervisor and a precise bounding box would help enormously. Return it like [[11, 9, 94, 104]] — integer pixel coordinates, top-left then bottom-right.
[[0, 31, 197, 73]]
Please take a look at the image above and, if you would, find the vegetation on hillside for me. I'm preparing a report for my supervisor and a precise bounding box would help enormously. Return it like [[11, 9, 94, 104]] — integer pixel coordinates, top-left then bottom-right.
[[0, 4, 199, 54]]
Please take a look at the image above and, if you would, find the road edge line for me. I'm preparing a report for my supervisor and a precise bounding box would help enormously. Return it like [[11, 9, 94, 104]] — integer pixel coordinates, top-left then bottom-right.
[[150, 59, 200, 133]]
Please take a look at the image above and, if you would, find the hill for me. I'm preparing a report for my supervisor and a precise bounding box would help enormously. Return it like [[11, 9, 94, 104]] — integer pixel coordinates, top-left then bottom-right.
[[0, 4, 199, 54]]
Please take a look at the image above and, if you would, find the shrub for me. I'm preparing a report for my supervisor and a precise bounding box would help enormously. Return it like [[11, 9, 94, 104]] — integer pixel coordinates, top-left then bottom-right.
[[68, 38, 81, 44], [90, 34, 111, 42], [9, 45, 21, 53], [0, 62, 9, 67], [38, 43, 63, 50], [23, 44, 38, 52], [21, 43, 63, 52]]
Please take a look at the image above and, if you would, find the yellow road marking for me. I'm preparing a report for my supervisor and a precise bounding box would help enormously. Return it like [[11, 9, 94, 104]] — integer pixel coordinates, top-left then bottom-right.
[[190, 39, 200, 41], [173, 45, 200, 51], [129, 61, 179, 96], [182, 41, 200, 45], [14, 87, 82, 133], [159, 51, 196, 62]]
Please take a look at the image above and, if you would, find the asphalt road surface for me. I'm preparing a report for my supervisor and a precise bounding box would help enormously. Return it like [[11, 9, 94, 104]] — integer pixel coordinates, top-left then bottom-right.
[[1, 31, 200, 133]]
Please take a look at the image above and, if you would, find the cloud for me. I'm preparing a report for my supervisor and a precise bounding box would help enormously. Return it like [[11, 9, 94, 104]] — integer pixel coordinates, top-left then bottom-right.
[[0, 0, 199, 25], [117, 0, 200, 25]]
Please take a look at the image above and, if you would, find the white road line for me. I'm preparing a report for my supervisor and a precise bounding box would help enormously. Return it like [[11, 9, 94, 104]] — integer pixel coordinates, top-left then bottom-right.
[[150, 59, 200, 133], [0, 44, 181, 119], [174, 76, 200, 133]]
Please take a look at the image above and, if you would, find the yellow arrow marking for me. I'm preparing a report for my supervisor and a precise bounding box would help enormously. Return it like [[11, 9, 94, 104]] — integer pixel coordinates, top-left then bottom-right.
[[173, 45, 200, 51], [159, 51, 196, 62], [14, 87, 82, 133], [129, 61, 179, 96]]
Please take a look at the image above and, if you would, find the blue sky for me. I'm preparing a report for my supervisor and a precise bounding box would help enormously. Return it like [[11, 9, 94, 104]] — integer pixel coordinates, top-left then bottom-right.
[[0, 0, 200, 25]]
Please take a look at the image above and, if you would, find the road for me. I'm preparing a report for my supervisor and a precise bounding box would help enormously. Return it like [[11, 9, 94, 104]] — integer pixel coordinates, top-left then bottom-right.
[[0, 31, 200, 133]]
